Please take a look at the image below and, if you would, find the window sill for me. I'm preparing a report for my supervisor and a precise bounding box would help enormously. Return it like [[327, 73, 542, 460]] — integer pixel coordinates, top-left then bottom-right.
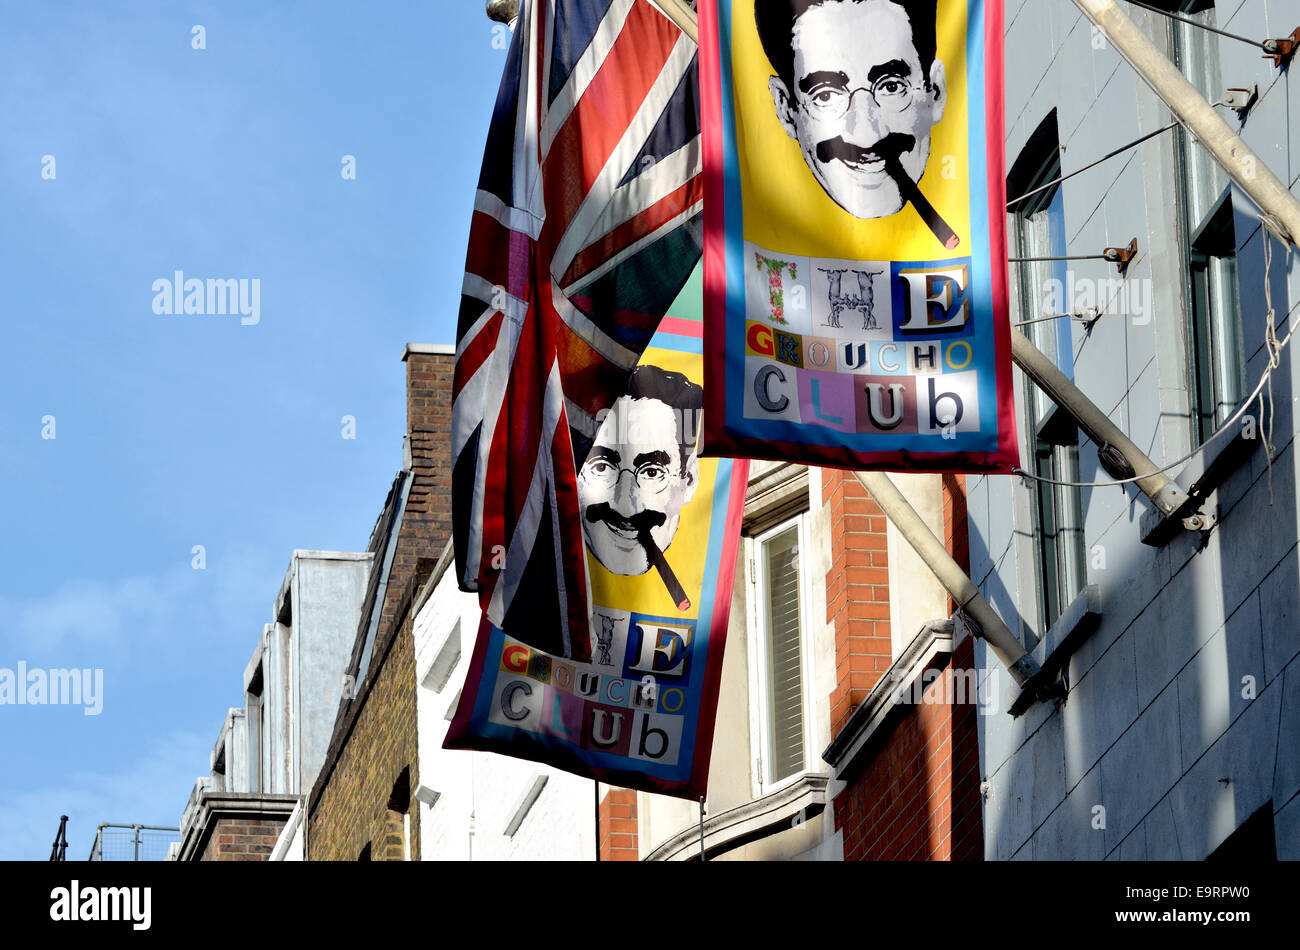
[[643, 773, 830, 861], [1140, 427, 1259, 547], [1009, 584, 1102, 716]]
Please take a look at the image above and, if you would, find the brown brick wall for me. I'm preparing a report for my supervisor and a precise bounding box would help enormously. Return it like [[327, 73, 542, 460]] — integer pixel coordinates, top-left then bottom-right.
[[307, 348, 454, 861], [309, 608, 421, 860], [380, 351, 453, 644], [822, 469, 893, 736], [200, 817, 286, 862], [833, 637, 983, 860], [599, 789, 639, 861]]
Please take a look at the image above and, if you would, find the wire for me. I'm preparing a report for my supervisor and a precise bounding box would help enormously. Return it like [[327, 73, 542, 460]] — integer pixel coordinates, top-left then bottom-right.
[[1006, 122, 1178, 209], [1012, 221, 1295, 490], [1123, 0, 1268, 50], [1008, 254, 1116, 263], [1013, 311, 1079, 327]]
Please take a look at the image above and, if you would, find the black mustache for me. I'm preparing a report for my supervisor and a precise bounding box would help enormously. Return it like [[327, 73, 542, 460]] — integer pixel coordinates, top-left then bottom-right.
[[815, 131, 917, 167], [584, 503, 666, 534], [815, 131, 960, 249]]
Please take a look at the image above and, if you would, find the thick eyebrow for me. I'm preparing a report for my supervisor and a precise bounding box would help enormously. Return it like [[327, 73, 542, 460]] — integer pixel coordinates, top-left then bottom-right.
[[588, 446, 621, 465], [633, 450, 673, 469], [867, 59, 913, 84], [798, 70, 849, 94]]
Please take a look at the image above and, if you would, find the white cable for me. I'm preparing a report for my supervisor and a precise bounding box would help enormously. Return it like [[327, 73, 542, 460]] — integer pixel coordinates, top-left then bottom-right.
[[1014, 220, 1293, 489]]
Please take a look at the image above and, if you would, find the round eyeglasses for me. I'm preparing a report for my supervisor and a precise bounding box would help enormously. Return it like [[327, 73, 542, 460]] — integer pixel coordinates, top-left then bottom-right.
[[798, 76, 920, 122], [580, 458, 671, 493]]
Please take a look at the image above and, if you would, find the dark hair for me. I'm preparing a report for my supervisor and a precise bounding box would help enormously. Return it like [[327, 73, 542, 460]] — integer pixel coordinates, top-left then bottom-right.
[[624, 364, 703, 473], [754, 0, 938, 95]]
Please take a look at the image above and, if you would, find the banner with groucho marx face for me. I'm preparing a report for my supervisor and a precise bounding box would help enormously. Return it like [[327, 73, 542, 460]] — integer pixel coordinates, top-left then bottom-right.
[[699, 0, 1018, 472], [446, 292, 748, 800]]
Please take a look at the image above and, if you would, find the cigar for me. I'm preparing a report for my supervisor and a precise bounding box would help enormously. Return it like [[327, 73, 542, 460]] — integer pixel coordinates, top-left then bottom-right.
[[639, 530, 691, 612], [884, 153, 960, 250]]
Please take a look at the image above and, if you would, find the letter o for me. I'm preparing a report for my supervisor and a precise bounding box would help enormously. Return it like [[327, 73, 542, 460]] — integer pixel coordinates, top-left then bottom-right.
[[661, 688, 685, 712], [946, 340, 973, 370], [807, 340, 831, 368]]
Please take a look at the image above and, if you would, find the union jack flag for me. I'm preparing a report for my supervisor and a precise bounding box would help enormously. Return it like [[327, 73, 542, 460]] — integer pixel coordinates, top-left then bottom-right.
[[452, 0, 704, 662]]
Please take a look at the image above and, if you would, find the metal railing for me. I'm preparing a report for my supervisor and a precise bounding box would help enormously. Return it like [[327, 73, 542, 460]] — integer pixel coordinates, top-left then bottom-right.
[[49, 815, 69, 861], [88, 823, 180, 861]]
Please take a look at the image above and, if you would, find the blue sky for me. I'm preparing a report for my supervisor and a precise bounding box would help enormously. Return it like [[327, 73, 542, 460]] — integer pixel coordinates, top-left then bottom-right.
[[0, 1, 506, 859]]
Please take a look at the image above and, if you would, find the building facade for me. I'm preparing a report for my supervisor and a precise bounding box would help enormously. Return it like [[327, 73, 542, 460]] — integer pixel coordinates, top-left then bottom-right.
[[969, 0, 1300, 860], [306, 343, 455, 861], [175, 549, 371, 860], [412, 544, 599, 860]]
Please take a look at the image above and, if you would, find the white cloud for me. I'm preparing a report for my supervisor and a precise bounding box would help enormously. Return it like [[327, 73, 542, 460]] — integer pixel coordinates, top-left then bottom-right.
[[0, 729, 209, 860], [0, 550, 278, 656]]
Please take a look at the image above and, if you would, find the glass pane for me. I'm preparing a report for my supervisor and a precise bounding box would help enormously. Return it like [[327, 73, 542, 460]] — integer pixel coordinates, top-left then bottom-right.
[[1033, 441, 1060, 636], [1172, 8, 1227, 226], [1016, 187, 1070, 426], [1209, 253, 1243, 426], [1054, 441, 1086, 612], [762, 524, 804, 784]]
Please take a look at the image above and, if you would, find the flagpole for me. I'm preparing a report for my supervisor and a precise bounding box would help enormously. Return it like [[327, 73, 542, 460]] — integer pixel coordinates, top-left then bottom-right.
[[854, 471, 1044, 691], [648, 0, 699, 41]]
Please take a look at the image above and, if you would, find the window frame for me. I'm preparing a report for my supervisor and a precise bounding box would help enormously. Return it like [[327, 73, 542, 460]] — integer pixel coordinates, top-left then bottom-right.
[[1168, 0, 1244, 447], [745, 511, 816, 798], [1008, 134, 1088, 644]]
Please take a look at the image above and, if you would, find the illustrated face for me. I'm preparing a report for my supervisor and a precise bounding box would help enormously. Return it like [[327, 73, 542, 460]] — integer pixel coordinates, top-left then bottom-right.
[[770, 0, 947, 219], [577, 396, 699, 576]]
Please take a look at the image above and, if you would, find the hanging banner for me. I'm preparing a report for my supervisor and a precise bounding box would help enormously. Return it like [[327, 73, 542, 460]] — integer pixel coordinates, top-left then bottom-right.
[[699, 0, 1018, 472], [446, 279, 749, 801]]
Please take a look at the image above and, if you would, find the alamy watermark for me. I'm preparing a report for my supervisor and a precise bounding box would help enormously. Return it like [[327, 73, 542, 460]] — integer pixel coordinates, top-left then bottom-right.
[[0, 662, 103, 716], [890, 666, 998, 715], [1041, 271, 1151, 325], [151, 271, 260, 325]]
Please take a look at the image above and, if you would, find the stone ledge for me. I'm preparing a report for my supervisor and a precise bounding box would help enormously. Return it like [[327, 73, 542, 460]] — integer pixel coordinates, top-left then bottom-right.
[[177, 792, 300, 862], [1009, 584, 1102, 717], [644, 773, 831, 861], [822, 619, 956, 778], [1141, 427, 1259, 546]]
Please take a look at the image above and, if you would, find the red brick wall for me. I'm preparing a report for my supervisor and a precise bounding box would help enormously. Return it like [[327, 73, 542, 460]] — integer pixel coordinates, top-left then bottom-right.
[[824, 469, 982, 861], [822, 469, 894, 736], [833, 637, 982, 860], [200, 816, 286, 861], [599, 789, 639, 861]]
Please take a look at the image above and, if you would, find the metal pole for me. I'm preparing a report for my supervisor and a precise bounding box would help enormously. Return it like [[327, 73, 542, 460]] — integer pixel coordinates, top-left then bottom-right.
[[1011, 329, 1190, 516], [133, 825, 141, 861], [853, 471, 1041, 687], [50, 815, 68, 862], [1073, 0, 1300, 245], [648, 0, 699, 40], [698, 797, 706, 862]]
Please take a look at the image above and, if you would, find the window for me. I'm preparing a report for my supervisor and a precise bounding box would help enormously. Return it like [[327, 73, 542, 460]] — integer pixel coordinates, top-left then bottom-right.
[[1169, 0, 1244, 444], [1030, 409, 1086, 634], [749, 514, 812, 789], [1008, 113, 1087, 640]]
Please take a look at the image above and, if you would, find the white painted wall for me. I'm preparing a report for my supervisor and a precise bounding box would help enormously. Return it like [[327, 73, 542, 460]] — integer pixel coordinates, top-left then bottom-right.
[[414, 567, 596, 860]]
